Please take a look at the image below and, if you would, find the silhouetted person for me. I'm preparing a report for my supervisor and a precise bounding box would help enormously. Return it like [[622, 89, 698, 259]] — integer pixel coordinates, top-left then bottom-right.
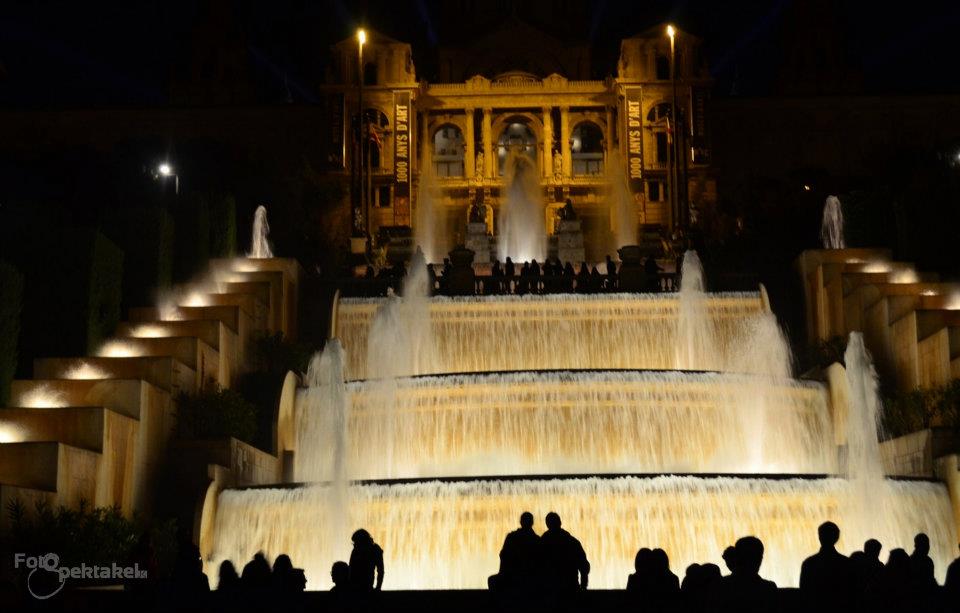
[[850, 538, 883, 595], [505, 257, 515, 278], [909, 532, 937, 593], [575, 263, 590, 293], [722, 545, 737, 576], [217, 560, 240, 593], [627, 547, 679, 606], [800, 521, 854, 611], [878, 548, 914, 610], [241, 552, 272, 591], [715, 536, 777, 613], [349, 529, 384, 592], [682, 563, 721, 612], [945, 544, 960, 599], [562, 262, 575, 292], [272, 553, 296, 594], [330, 561, 350, 592], [495, 511, 541, 592], [605, 255, 617, 291], [539, 512, 589, 592], [644, 255, 663, 292], [169, 542, 209, 610]]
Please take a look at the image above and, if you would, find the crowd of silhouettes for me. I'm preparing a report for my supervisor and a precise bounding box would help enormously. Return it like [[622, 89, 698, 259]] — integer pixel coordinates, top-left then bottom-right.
[[158, 520, 960, 611]]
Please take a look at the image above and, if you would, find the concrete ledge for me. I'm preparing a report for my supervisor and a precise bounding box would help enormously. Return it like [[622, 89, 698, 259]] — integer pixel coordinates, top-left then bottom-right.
[[882, 428, 960, 477], [0, 442, 99, 506]]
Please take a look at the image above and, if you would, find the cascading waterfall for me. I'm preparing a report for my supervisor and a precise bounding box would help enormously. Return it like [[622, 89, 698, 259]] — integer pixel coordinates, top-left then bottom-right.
[[497, 149, 545, 262], [605, 149, 637, 249], [249, 205, 274, 258], [292, 370, 836, 481], [338, 292, 790, 380], [210, 476, 956, 590], [820, 195, 845, 249], [208, 257, 958, 591]]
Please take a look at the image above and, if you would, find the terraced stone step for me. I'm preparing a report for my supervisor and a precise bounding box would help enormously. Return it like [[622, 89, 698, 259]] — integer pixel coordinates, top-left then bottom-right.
[[114, 319, 239, 384], [34, 356, 196, 395], [98, 336, 221, 388]]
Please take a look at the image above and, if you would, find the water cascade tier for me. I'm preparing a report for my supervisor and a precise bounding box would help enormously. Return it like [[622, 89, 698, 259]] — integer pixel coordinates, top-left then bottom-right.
[[210, 476, 956, 590], [293, 370, 836, 481], [336, 293, 784, 380]]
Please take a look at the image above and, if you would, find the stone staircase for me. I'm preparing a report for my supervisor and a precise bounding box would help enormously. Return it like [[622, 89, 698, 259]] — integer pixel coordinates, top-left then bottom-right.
[[798, 249, 960, 390], [0, 257, 301, 531]]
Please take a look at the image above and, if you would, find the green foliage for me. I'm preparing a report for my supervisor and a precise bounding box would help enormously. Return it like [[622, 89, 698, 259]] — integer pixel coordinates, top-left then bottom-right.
[[0, 261, 23, 405], [882, 380, 960, 438], [4, 498, 177, 581], [85, 233, 125, 354], [174, 384, 257, 443], [102, 206, 174, 308]]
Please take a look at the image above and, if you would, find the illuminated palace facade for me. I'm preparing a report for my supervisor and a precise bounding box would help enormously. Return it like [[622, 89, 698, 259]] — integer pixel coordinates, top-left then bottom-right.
[[320, 23, 716, 261]]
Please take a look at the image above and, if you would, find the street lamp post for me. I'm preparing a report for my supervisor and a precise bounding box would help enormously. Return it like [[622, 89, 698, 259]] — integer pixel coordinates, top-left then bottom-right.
[[356, 28, 368, 249], [666, 24, 679, 230]]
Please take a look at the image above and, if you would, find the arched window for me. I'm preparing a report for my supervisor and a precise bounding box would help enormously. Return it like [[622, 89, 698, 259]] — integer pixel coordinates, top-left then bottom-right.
[[362, 108, 389, 168], [433, 125, 465, 177], [655, 54, 670, 80], [363, 62, 378, 86], [571, 122, 604, 175], [646, 103, 673, 164], [497, 119, 537, 176]]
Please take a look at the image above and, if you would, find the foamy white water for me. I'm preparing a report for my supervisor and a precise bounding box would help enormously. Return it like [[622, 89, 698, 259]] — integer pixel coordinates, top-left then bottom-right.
[[249, 205, 273, 258], [497, 150, 545, 262]]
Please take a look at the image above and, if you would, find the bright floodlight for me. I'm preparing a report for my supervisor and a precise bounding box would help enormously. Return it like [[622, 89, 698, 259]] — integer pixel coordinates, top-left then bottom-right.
[[158, 163, 173, 176], [357, 29, 366, 45], [666, 25, 676, 38]]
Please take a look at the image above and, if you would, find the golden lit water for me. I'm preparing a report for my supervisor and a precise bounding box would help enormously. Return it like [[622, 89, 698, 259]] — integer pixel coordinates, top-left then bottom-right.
[[336, 293, 773, 380], [293, 371, 836, 481], [209, 476, 956, 590]]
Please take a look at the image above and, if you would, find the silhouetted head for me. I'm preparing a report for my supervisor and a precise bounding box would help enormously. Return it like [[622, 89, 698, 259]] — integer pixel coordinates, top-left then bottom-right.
[[273, 554, 293, 576], [700, 563, 722, 582], [330, 561, 349, 587], [722, 546, 737, 573], [886, 548, 911, 579], [218, 560, 239, 588], [352, 529, 373, 546], [241, 552, 272, 587], [652, 548, 670, 572], [817, 521, 840, 548], [519, 512, 534, 529], [545, 512, 561, 530], [864, 539, 882, 559], [635, 548, 652, 573], [914, 533, 930, 556], [733, 536, 764, 576]]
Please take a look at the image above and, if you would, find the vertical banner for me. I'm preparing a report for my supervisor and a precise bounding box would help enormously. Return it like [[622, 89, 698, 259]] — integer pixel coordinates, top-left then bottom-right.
[[393, 91, 412, 225], [327, 92, 345, 169], [690, 86, 711, 166], [624, 86, 644, 196]]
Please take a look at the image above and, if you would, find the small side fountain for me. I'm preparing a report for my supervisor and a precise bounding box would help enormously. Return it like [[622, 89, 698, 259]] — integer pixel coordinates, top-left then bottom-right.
[[249, 205, 274, 259], [820, 195, 845, 249]]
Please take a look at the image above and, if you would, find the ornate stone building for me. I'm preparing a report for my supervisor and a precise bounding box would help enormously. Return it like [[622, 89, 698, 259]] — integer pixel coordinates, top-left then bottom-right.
[[320, 22, 716, 261]]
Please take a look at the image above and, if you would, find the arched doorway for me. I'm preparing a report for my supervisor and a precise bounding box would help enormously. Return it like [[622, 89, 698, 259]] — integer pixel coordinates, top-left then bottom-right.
[[571, 122, 604, 176], [497, 119, 537, 176], [432, 124, 465, 177]]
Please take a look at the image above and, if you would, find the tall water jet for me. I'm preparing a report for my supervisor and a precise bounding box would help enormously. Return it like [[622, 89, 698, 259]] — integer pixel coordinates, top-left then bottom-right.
[[249, 205, 274, 258], [605, 149, 638, 249], [843, 332, 884, 483], [675, 251, 720, 370], [414, 152, 445, 263], [497, 149, 545, 262], [820, 195, 845, 249]]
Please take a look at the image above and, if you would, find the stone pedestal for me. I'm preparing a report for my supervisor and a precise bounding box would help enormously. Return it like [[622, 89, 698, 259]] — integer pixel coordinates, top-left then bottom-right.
[[556, 220, 585, 265], [465, 223, 491, 264]]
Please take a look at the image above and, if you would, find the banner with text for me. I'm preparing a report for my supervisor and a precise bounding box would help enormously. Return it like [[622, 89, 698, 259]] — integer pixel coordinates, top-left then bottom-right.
[[393, 91, 412, 225], [690, 87, 711, 166], [624, 86, 644, 196]]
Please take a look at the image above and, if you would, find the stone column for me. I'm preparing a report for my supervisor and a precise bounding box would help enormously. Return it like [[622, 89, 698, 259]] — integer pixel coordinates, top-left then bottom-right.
[[482, 107, 493, 178], [419, 112, 429, 172], [560, 106, 572, 178], [464, 108, 475, 179], [604, 105, 614, 165], [542, 106, 553, 180]]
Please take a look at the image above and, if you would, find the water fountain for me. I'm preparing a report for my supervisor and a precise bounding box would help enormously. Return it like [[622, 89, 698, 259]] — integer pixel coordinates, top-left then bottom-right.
[[605, 149, 638, 250], [820, 195, 845, 249], [207, 252, 957, 589], [497, 149, 545, 262], [413, 153, 445, 263], [249, 205, 274, 259]]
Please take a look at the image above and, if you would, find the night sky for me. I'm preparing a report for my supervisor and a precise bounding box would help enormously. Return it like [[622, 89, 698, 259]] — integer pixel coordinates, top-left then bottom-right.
[[2, 0, 960, 109]]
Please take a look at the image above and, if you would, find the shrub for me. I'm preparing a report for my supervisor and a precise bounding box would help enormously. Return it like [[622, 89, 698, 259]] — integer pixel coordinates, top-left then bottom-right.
[[882, 380, 960, 438], [174, 384, 257, 443]]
